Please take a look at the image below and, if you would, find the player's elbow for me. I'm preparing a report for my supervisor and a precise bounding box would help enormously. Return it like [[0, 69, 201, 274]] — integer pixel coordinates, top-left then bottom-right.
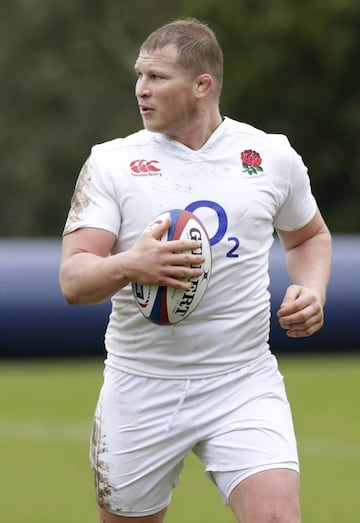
[[59, 269, 81, 305], [59, 283, 78, 305]]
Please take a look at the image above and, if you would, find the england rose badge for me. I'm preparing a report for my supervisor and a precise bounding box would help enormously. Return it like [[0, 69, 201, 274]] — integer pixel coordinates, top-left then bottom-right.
[[241, 149, 263, 175]]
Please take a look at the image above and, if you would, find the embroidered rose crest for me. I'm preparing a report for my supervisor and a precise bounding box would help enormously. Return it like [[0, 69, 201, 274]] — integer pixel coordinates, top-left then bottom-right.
[[241, 149, 263, 175]]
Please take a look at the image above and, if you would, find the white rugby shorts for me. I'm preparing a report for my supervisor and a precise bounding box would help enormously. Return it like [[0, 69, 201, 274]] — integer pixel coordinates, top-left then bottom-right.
[[90, 352, 299, 517]]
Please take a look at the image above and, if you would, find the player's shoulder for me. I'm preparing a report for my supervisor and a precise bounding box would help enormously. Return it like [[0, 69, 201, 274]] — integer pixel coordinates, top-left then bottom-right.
[[223, 117, 304, 180], [90, 129, 153, 157], [224, 117, 292, 149]]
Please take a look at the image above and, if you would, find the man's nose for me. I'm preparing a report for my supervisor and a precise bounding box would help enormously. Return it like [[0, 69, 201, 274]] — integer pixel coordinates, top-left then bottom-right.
[[135, 77, 150, 97]]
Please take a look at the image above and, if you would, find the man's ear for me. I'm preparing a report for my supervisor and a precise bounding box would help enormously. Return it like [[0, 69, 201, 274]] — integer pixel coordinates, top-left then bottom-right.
[[194, 74, 213, 98]]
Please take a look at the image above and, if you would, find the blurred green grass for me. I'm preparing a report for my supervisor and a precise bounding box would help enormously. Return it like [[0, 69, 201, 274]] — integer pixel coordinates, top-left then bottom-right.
[[0, 355, 359, 522]]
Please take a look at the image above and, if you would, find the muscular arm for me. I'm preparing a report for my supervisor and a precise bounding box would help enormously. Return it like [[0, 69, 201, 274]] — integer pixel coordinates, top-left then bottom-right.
[[276, 208, 332, 337], [59, 218, 204, 305]]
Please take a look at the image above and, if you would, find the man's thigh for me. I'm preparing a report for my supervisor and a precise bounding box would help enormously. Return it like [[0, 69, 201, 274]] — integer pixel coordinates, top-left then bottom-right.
[[193, 353, 299, 504], [229, 469, 301, 523], [99, 506, 167, 523], [90, 367, 195, 518]]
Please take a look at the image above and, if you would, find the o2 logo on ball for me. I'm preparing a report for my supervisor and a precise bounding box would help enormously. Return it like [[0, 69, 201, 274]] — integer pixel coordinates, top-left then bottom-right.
[[186, 200, 240, 258]]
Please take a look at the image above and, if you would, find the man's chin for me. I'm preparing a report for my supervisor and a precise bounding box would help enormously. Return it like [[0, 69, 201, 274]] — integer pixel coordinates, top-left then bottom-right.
[[143, 122, 163, 133]]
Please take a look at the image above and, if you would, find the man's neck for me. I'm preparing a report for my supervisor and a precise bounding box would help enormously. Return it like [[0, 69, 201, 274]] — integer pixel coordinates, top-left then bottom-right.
[[167, 109, 223, 150]]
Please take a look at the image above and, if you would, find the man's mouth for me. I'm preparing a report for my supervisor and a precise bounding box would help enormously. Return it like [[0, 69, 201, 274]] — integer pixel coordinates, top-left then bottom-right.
[[139, 105, 154, 116]]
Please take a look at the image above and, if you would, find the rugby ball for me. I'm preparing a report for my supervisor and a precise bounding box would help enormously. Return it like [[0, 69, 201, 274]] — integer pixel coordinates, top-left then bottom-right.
[[132, 209, 211, 325]]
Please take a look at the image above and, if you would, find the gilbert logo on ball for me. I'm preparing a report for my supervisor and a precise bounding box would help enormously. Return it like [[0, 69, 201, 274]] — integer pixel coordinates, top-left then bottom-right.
[[132, 209, 212, 325]]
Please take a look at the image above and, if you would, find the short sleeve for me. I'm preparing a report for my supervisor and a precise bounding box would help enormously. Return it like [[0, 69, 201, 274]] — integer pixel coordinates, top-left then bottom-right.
[[62, 153, 120, 237], [273, 145, 317, 231]]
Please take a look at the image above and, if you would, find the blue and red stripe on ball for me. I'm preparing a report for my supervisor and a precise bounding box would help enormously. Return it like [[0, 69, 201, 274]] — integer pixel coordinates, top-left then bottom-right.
[[132, 209, 212, 325]]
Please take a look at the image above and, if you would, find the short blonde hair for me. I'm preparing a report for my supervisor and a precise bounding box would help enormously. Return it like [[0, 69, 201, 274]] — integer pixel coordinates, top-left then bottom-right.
[[140, 18, 223, 100]]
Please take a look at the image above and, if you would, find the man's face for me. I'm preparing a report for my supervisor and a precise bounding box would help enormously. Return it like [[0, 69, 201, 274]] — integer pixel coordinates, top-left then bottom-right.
[[134, 45, 198, 140]]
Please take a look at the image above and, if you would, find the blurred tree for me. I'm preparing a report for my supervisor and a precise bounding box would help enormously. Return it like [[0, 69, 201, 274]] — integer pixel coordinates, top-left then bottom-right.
[[0, 0, 184, 236], [185, 0, 360, 231], [0, 0, 359, 236]]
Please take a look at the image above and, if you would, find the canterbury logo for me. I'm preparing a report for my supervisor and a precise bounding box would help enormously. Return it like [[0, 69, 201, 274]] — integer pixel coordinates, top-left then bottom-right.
[[130, 159, 162, 176]]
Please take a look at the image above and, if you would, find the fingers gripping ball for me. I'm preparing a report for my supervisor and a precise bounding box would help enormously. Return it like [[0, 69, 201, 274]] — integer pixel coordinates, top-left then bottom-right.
[[132, 209, 212, 325]]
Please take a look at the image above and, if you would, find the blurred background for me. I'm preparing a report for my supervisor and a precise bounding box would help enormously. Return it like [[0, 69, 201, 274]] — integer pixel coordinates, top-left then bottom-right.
[[1, 3, 360, 522], [1, 0, 360, 238]]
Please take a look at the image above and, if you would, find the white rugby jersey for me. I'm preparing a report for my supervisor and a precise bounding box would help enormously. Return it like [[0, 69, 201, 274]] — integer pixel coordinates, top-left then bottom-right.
[[63, 117, 317, 378]]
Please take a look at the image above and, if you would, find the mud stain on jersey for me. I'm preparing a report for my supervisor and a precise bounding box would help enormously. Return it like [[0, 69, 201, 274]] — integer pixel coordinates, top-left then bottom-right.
[[63, 160, 92, 233]]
